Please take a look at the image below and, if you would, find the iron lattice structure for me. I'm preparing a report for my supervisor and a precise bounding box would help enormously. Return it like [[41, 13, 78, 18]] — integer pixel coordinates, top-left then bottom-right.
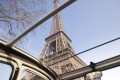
[[40, 0, 86, 75]]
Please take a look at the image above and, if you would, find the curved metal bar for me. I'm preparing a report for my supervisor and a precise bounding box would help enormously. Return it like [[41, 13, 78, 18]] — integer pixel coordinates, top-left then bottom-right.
[[0, 40, 57, 80]]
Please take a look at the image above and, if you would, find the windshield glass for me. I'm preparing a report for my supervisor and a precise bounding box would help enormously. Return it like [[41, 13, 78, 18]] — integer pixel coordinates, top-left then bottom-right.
[[0, 63, 12, 80]]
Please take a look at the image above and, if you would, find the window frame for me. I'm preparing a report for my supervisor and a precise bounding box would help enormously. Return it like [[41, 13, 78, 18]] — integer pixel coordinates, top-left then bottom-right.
[[0, 53, 17, 80]]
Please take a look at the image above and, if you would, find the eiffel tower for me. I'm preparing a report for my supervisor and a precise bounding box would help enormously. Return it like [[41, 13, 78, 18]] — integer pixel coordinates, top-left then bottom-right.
[[40, 0, 86, 75]]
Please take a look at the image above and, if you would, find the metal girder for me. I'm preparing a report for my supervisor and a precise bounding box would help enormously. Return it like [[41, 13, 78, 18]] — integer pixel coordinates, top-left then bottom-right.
[[57, 55, 120, 80], [8, 0, 77, 47]]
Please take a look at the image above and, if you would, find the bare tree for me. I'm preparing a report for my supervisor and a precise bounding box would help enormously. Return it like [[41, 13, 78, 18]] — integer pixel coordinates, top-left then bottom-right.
[[0, 0, 47, 41]]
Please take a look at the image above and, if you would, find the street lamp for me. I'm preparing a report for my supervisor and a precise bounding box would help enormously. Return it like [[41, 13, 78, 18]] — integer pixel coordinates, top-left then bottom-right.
[[85, 71, 102, 80]]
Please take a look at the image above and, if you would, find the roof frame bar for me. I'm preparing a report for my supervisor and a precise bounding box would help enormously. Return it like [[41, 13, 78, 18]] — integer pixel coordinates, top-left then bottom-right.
[[7, 0, 76, 47], [57, 55, 120, 80]]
